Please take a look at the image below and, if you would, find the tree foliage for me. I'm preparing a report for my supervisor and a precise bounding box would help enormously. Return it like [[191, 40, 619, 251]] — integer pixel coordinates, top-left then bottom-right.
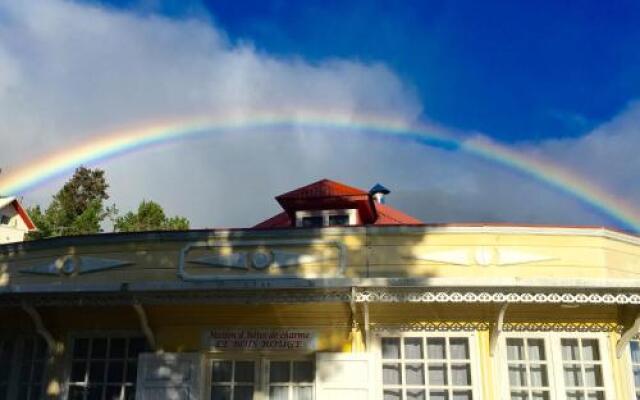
[[27, 167, 115, 238], [26, 166, 189, 239], [114, 200, 189, 232]]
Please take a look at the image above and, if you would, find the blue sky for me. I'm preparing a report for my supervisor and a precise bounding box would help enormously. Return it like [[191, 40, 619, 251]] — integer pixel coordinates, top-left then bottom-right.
[[2, 0, 640, 230], [91, 0, 640, 142]]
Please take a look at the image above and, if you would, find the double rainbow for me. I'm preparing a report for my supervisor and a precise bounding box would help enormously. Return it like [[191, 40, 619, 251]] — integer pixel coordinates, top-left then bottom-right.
[[1, 111, 638, 231]]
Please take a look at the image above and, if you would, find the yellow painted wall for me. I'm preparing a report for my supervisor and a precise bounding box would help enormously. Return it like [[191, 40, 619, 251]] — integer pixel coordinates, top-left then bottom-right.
[[1, 226, 640, 286]]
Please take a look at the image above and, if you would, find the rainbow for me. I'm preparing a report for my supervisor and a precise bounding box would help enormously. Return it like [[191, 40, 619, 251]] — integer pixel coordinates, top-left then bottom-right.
[[1, 110, 638, 231]]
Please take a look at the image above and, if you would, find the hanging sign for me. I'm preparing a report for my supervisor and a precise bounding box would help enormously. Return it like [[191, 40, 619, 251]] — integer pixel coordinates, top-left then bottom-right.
[[208, 329, 316, 351]]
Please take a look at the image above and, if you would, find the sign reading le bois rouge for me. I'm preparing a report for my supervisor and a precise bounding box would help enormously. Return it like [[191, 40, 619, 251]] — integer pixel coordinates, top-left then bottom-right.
[[209, 329, 316, 351]]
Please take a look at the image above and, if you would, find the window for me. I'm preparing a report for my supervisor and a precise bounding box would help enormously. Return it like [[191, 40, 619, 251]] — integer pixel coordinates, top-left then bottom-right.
[[67, 336, 148, 400], [208, 358, 314, 400], [560, 338, 605, 400], [500, 335, 610, 400], [16, 337, 48, 400], [380, 335, 476, 400], [211, 360, 256, 400], [0, 336, 48, 400], [327, 215, 349, 227], [0, 338, 12, 400], [295, 209, 357, 228], [0, 215, 9, 225], [301, 217, 323, 228], [506, 338, 550, 400], [629, 340, 640, 399], [268, 360, 314, 400]]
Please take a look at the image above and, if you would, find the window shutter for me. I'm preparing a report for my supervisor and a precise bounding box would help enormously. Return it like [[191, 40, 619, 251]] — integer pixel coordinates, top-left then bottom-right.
[[135, 352, 203, 400], [315, 352, 372, 400]]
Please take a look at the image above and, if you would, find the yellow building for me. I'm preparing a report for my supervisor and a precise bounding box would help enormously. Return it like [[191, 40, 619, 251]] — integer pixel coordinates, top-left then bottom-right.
[[1, 179, 640, 400]]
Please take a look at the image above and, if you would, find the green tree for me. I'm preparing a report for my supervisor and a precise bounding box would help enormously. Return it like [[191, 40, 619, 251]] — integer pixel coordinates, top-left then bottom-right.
[[114, 200, 189, 232], [27, 166, 116, 238]]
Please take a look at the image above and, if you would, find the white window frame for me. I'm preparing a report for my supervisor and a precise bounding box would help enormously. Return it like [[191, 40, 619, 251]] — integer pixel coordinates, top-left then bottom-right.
[[372, 331, 483, 400], [294, 209, 357, 228], [495, 332, 615, 400], [204, 354, 315, 400]]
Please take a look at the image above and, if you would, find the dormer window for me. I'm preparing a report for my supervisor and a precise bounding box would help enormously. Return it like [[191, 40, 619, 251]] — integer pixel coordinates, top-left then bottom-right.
[[295, 209, 357, 228]]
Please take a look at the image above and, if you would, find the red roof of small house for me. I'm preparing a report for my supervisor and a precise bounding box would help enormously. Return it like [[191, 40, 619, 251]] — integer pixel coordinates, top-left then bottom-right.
[[0, 197, 36, 230], [253, 179, 422, 228]]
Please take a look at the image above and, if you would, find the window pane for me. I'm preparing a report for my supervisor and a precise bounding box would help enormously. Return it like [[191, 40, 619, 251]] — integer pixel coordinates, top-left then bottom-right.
[[507, 339, 524, 361], [584, 365, 603, 387], [530, 391, 549, 400], [109, 339, 126, 359], [270, 361, 291, 383], [529, 364, 548, 387], [429, 391, 448, 400], [562, 339, 580, 361], [293, 386, 313, 400], [107, 361, 124, 383], [89, 362, 105, 383], [383, 364, 402, 385], [509, 365, 527, 387], [92, 339, 107, 358], [404, 338, 423, 359], [301, 217, 323, 228], [582, 340, 600, 361], [127, 338, 147, 357], [451, 364, 471, 386], [212, 386, 232, 400], [428, 363, 447, 385], [105, 385, 122, 400], [405, 364, 425, 385], [634, 367, 640, 387], [452, 390, 472, 400], [511, 392, 528, 400], [328, 215, 349, 226], [631, 341, 640, 364], [450, 339, 469, 360], [269, 386, 289, 400], [383, 338, 401, 359], [124, 386, 135, 400], [427, 339, 446, 360], [87, 385, 104, 400], [67, 386, 86, 400], [527, 340, 546, 361], [292, 361, 314, 383], [234, 386, 254, 400], [74, 339, 89, 359], [126, 361, 137, 383], [407, 390, 425, 400], [564, 365, 583, 387], [384, 389, 402, 400], [212, 361, 233, 382], [71, 361, 87, 382], [235, 362, 255, 383], [586, 392, 604, 400], [566, 391, 585, 400]]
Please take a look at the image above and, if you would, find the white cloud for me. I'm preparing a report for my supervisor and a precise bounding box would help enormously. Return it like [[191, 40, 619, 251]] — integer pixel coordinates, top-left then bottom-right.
[[0, 0, 637, 230]]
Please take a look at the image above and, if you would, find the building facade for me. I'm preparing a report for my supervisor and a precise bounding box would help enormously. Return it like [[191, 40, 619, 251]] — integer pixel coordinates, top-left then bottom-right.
[[0, 197, 36, 244], [1, 180, 640, 400]]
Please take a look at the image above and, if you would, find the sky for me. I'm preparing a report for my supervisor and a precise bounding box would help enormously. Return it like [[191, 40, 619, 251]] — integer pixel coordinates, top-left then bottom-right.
[[0, 0, 639, 230]]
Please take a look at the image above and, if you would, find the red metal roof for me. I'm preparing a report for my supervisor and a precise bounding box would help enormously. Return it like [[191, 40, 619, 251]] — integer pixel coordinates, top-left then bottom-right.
[[276, 179, 368, 201], [253, 179, 422, 228]]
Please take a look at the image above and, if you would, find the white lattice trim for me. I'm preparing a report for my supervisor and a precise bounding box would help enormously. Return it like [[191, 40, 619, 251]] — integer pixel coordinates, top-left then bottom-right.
[[355, 289, 640, 304]]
